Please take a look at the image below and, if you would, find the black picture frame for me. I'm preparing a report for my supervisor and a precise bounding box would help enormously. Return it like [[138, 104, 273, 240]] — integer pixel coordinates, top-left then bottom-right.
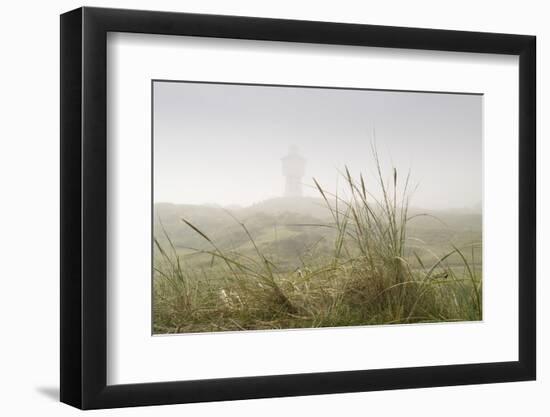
[[60, 6, 536, 410]]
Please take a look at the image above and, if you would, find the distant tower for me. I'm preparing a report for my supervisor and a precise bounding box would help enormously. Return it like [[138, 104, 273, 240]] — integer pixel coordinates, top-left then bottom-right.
[[281, 146, 306, 197]]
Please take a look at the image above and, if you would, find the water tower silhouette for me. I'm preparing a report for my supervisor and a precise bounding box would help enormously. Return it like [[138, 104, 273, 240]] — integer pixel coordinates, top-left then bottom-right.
[[281, 146, 306, 197]]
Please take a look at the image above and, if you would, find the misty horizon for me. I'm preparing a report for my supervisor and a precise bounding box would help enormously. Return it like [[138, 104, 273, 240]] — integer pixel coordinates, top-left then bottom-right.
[[153, 81, 482, 210]]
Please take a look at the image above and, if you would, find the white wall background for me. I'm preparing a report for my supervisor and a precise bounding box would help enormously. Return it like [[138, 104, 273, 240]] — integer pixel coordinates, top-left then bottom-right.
[[0, 0, 545, 415]]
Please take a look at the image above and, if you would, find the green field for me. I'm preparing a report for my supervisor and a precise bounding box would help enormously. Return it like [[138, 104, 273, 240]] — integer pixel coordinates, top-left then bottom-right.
[[153, 168, 482, 334]]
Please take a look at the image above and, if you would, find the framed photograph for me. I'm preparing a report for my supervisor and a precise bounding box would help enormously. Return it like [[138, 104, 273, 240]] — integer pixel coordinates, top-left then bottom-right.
[[60, 6, 536, 409]]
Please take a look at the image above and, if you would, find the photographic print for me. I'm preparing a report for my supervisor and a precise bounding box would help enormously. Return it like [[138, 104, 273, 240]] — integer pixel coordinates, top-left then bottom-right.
[[152, 81, 482, 335]]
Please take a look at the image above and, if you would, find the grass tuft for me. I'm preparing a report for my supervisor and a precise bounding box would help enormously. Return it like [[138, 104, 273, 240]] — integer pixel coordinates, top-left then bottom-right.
[[153, 147, 482, 333]]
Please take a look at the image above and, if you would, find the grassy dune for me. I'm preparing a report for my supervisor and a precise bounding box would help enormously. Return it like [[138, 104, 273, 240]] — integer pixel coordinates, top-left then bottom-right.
[[153, 158, 482, 334]]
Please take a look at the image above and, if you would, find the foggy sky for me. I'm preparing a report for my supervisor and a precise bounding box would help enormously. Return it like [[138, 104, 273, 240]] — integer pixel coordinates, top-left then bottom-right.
[[153, 81, 482, 210]]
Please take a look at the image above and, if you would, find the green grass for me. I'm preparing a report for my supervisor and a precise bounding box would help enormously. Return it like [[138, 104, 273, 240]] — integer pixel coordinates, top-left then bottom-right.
[[153, 148, 482, 334]]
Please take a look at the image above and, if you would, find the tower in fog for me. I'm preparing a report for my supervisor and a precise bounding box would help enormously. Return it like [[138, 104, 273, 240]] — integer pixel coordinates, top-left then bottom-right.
[[281, 146, 306, 197]]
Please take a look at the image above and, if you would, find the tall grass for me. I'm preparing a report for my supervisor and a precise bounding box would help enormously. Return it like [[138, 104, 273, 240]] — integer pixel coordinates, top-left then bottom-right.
[[153, 149, 482, 333]]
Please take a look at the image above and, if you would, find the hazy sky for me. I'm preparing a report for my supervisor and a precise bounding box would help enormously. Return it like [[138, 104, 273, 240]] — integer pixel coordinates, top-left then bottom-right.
[[153, 81, 482, 209]]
